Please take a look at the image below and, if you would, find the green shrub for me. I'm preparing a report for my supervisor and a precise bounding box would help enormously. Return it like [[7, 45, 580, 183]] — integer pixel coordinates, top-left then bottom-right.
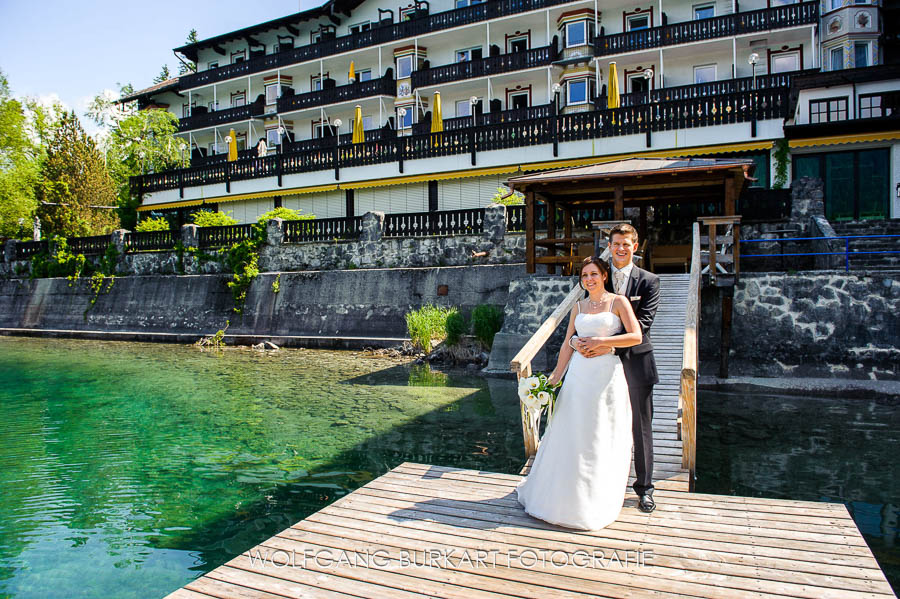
[[471, 304, 504, 349], [31, 237, 88, 281], [191, 209, 238, 227], [257, 207, 314, 225], [445, 311, 468, 347], [135, 216, 170, 232], [405, 304, 457, 352], [491, 185, 524, 206]]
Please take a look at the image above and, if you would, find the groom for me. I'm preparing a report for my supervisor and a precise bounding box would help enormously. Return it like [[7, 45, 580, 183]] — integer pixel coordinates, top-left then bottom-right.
[[575, 223, 660, 513]]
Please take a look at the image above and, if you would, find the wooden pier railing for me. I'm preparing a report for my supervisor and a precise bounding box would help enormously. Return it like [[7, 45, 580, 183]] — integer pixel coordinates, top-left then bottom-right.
[[679, 222, 701, 487]]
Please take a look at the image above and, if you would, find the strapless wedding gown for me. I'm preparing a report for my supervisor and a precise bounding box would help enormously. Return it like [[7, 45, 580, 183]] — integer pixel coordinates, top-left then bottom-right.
[[516, 310, 633, 530]]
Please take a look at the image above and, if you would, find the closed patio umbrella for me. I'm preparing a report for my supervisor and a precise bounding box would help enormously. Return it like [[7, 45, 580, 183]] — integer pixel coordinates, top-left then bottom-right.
[[607, 62, 620, 109], [431, 92, 443, 132], [227, 128, 238, 161], [348, 61, 355, 83], [352, 105, 365, 144]]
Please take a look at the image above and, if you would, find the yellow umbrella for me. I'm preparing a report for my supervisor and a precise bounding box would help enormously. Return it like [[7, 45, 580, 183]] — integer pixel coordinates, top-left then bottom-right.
[[352, 105, 365, 144], [227, 128, 238, 161], [348, 61, 355, 82], [431, 92, 443, 132], [607, 62, 620, 109]]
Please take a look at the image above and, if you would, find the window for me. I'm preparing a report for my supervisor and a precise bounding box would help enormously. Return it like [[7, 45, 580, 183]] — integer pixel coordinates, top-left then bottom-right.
[[349, 22, 371, 34], [694, 64, 717, 83], [266, 128, 281, 147], [396, 55, 413, 78], [231, 50, 246, 64], [829, 0, 842, 9], [311, 74, 329, 91], [693, 4, 715, 19], [311, 32, 321, 43], [397, 106, 414, 129], [859, 93, 891, 118], [567, 79, 588, 105], [182, 103, 195, 118], [208, 61, 219, 70], [566, 21, 587, 47], [400, 6, 417, 20], [854, 42, 869, 67], [355, 69, 372, 82], [265, 84, 281, 104], [628, 73, 650, 94], [231, 93, 245, 107], [771, 52, 800, 73], [313, 122, 334, 138], [830, 47, 843, 71], [507, 35, 529, 53], [207, 100, 219, 111], [235, 133, 246, 151], [208, 142, 219, 155], [456, 98, 483, 117], [455, 0, 484, 7], [362, 115, 374, 130], [809, 97, 848, 123], [627, 14, 650, 30], [456, 47, 483, 62], [509, 92, 529, 110]]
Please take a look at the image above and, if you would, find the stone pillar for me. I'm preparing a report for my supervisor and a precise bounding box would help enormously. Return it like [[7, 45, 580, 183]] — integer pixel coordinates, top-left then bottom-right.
[[4, 240, 15, 263], [360, 211, 385, 242], [483, 203, 507, 244], [181, 224, 199, 248], [790, 177, 825, 222], [265, 217, 284, 246], [111, 230, 127, 255]]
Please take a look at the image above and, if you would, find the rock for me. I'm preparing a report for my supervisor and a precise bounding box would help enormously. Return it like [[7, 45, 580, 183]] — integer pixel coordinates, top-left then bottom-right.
[[263, 341, 280, 350], [251, 342, 265, 350]]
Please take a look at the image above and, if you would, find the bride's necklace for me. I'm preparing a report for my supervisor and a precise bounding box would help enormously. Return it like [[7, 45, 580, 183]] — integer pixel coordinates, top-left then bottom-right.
[[588, 293, 611, 311]]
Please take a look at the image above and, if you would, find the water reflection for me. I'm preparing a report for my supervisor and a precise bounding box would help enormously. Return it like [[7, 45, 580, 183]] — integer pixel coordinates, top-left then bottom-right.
[[697, 390, 900, 594]]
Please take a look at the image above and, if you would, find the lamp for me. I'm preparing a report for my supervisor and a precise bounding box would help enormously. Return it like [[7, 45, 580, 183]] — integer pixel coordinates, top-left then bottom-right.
[[748, 52, 759, 88], [470, 95, 478, 128], [642, 68, 653, 106], [552, 82, 562, 112], [332, 118, 342, 137]]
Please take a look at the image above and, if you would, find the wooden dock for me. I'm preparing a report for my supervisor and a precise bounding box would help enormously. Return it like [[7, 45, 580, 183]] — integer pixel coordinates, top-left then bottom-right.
[[168, 461, 894, 599]]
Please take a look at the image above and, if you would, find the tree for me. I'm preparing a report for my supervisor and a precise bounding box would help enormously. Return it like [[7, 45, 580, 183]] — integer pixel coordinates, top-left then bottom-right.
[[35, 111, 120, 237], [0, 70, 41, 238], [153, 65, 172, 84], [178, 29, 199, 75]]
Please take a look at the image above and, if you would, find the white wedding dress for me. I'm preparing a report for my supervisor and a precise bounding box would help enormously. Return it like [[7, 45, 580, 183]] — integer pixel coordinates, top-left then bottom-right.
[[516, 303, 633, 530]]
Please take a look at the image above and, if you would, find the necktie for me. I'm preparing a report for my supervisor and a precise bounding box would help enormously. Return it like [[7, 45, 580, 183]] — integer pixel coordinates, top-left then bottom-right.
[[614, 270, 626, 294]]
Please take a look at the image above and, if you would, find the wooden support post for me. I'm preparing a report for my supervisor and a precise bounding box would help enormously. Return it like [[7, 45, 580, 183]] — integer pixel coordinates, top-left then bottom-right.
[[724, 173, 739, 216], [719, 287, 733, 379], [525, 191, 535, 274], [614, 185, 624, 220], [563, 205, 573, 275], [708, 223, 717, 283], [733, 222, 741, 282], [546, 198, 556, 275]]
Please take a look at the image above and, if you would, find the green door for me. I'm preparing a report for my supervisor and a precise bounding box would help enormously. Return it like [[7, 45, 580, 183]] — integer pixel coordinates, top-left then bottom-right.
[[857, 149, 890, 220]]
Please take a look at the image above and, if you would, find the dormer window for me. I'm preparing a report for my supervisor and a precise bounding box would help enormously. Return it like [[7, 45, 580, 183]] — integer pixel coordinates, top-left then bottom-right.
[[567, 79, 588, 105], [397, 55, 413, 78], [565, 21, 588, 47]]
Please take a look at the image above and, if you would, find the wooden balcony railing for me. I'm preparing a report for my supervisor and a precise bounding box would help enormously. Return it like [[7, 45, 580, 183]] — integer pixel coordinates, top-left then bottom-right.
[[384, 208, 486, 237], [179, 99, 266, 132], [123, 230, 178, 252], [594, 1, 818, 56], [411, 44, 558, 89], [277, 75, 395, 113], [13, 240, 48, 261], [197, 223, 256, 249], [412, 103, 553, 135], [177, 0, 574, 91], [283, 216, 365, 243], [68, 235, 111, 256], [133, 86, 792, 195]]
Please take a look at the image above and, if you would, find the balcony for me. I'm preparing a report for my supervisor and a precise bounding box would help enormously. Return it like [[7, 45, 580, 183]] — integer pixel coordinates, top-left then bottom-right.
[[411, 44, 558, 89], [277, 74, 395, 113], [177, 0, 575, 91], [133, 78, 793, 197], [594, 1, 818, 56], [179, 96, 266, 132]]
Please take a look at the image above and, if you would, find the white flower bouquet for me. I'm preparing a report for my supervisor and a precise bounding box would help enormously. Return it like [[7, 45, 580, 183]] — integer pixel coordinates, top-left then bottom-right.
[[517, 373, 562, 453]]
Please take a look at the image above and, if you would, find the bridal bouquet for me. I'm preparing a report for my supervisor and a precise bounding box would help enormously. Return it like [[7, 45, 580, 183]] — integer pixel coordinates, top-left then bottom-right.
[[518, 373, 562, 452]]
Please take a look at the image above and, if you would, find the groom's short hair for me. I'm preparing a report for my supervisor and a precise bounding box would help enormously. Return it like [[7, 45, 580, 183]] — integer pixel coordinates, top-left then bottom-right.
[[610, 223, 638, 244]]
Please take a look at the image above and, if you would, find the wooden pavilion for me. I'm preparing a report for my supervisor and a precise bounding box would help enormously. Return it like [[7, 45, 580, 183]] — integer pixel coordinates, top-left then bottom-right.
[[506, 157, 753, 274]]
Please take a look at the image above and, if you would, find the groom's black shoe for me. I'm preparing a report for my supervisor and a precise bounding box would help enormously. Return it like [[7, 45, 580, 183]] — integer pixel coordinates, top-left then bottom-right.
[[637, 491, 656, 513]]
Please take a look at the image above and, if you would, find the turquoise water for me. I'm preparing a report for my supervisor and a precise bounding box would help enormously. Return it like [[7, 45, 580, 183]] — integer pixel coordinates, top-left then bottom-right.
[[697, 390, 900, 594], [0, 337, 524, 598]]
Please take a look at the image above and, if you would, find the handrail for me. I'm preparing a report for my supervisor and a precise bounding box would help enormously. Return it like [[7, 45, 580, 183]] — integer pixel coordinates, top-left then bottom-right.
[[510, 284, 583, 456], [680, 222, 701, 489]]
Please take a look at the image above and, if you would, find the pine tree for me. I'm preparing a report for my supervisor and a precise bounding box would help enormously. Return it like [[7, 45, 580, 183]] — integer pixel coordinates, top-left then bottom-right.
[[35, 111, 120, 237], [153, 64, 172, 84], [178, 29, 199, 75]]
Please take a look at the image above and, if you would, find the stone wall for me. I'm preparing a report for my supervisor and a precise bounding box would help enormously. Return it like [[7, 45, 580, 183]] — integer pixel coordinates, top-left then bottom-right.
[[701, 271, 900, 380], [0, 205, 527, 278], [0, 264, 524, 346]]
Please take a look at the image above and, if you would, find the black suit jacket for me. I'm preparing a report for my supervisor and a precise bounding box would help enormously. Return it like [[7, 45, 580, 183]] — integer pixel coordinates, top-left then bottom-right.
[[605, 264, 660, 386]]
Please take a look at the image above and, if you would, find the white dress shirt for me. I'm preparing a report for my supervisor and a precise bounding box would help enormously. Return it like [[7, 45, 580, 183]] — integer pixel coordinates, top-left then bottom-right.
[[611, 261, 634, 295]]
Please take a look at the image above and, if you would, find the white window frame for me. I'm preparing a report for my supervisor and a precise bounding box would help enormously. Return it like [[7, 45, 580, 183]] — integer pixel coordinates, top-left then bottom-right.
[[693, 3, 715, 19], [854, 41, 870, 67], [829, 0, 843, 9], [455, 0, 484, 7], [208, 142, 219, 155], [312, 75, 324, 91], [771, 52, 800, 73], [360, 115, 374, 130], [182, 102, 195, 118], [507, 35, 529, 53], [266, 127, 281, 147], [231, 92, 246, 107], [265, 83, 281, 105], [565, 21, 588, 47], [231, 50, 246, 64], [349, 21, 371, 35], [693, 64, 717, 84], [829, 46, 844, 71], [396, 55, 414, 79], [567, 78, 589, 105], [627, 14, 650, 31], [313, 122, 331, 138], [207, 100, 219, 111], [235, 132, 247, 151], [456, 97, 483, 117], [208, 61, 219, 70], [508, 91, 530, 110], [455, 46, 483, 62], [355, 69, 372, 82]]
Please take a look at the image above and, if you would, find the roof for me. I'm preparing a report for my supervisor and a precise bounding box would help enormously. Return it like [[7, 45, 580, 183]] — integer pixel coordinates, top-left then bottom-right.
[[174, 0, 365, 62], [118, 78, 180, 104], [507, 157, 753, 187], [787, 64, 900, 115]]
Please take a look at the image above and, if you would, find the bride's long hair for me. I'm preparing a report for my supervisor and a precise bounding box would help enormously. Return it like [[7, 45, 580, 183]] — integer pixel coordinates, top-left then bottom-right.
[[578, 256, 610, 290]]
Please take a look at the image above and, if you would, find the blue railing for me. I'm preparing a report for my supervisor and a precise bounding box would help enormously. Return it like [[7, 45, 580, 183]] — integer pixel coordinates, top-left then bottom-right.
[[741, 234, 900, 271]]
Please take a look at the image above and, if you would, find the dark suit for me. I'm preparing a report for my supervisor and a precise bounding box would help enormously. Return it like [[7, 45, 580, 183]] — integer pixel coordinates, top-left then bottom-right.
[[605, 264, 660, 496]]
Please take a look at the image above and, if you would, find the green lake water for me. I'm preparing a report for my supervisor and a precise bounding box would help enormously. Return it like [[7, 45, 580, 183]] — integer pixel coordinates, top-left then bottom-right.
[[697, 390, 900, 595], [0, 337, 524, 598]]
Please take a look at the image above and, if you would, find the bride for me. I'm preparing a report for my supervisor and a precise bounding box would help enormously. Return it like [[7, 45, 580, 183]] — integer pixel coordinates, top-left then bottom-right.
[[516, 256, 643, 530]]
